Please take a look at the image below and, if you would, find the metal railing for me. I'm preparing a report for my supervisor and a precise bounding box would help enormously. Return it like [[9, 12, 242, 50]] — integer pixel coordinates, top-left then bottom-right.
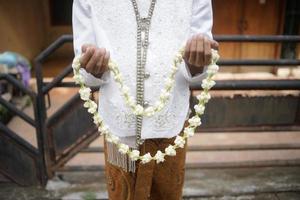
[[42, 35, 300, 90], [0, 74, 47, 185], [191, 34, 300, 90], [1, 34, 300, 186]]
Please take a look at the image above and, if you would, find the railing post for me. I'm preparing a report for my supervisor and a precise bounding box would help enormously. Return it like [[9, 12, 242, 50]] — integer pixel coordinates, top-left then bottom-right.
[[32, 95, 49, 185], [34, 61, 53, 185], [33, 35, 74, 184]]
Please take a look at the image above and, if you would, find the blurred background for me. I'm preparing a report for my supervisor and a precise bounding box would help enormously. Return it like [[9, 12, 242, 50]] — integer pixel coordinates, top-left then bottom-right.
[[0, 0, 299, 75], [0, 0, 299, 200]]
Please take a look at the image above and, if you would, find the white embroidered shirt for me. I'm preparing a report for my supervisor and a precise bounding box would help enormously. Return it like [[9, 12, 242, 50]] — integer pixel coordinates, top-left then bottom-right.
[[72, 0, 213, 147]]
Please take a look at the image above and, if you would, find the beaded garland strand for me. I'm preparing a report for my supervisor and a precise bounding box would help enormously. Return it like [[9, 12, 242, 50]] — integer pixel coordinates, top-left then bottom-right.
[[131, 0, 157, 146], [72, 48, 220, 164]]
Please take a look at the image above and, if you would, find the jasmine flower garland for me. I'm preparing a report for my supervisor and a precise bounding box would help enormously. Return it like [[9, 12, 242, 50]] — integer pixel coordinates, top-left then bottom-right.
[[72, 48, 220, 164]]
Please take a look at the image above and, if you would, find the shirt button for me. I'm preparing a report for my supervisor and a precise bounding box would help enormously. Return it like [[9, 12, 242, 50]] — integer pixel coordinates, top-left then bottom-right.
[[144, 101, 150, 108], [144, 72, 150, 79]]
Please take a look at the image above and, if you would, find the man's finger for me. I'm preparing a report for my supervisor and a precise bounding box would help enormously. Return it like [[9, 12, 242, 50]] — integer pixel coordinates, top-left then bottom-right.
[[189, 35, 197, 65], [204, 37, 212, 66], [184, 38, 192, 63], [80, 47, 94, 68], [101, 50, 110, 73], [86, 49, 100, 73], [195, 35, 204, 67], [95, 48, 106, 74], [81, 44, 93, 53]]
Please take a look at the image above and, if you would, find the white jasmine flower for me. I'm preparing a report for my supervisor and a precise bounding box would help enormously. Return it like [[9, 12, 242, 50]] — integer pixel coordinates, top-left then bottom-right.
[[72, 57, 81, 70], [165, 77, 174, 88], [160, 89, 170, 101], [141, 153, 152, 164], [93, 114, 102, 124], [212, 49, 220, 63], [118, 144, 129, 154], [83, 101, 90, 108], [122, 91, 129, 98], [114, 73, 123, 82], [72, 63, 80, 71], [87, 101, 98, 114], [207, 64, 219, 75], [127, 96, 135, 107], [87, 107, 97, 115], [174, 136, 185, 148], [73, 74, 84, 84], [86, 101, 97, 110], [194, 104, 205, 115], [145, 106, 155, 117], [108, 61, 117, 70], [110, 134, 120, 144], [184, 127, 195, 137], [188, 116, 202, 127], [121, 85, 130, 97], [196, 92, 211, 103], [165, 145, 176, 156], [174, 53, 183, 63], [134, 105, 144, 115], [98, 125, 109, 135], [79, 87, 91, 101], [75, 57, 80, 63], [201, 79, 216, 90], [154, 150, 165, 163], [171, 64, 178, 72], [129, 150, 140, 161], [105, 134, 113, 143], [106, 134, 119, 143], [155, 101, 164, 111]]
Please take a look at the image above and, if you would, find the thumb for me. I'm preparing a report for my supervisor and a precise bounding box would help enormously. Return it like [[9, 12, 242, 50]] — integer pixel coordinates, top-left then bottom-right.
[[210, 40, 219, 51]]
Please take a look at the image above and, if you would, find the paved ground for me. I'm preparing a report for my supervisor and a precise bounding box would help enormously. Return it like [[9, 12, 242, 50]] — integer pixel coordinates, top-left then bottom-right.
[[1, 166, 300, 200]]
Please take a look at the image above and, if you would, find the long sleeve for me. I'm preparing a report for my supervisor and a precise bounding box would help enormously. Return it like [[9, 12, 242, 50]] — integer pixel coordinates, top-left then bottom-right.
[[181, 0, 213, 84], [72, 0, 110, 87]]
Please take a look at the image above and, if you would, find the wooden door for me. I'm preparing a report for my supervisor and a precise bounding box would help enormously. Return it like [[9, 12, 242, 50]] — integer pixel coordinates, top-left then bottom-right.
[[212, 0, 285, 73], [212, 0, 242, 73], [241, 0, 284, 72]]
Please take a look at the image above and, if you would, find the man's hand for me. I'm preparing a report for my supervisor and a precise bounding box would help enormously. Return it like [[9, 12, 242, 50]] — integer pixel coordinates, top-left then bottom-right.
[[184, 34, 219, 76], [80, 44, 110, 78]]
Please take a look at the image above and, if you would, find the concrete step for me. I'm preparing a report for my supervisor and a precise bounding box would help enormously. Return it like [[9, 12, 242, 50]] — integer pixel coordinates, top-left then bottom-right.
[[63, 149, 300, 171], [62, 132, 300, 171], [87, 131, 300, 149], [5, 85, 300, 171]]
